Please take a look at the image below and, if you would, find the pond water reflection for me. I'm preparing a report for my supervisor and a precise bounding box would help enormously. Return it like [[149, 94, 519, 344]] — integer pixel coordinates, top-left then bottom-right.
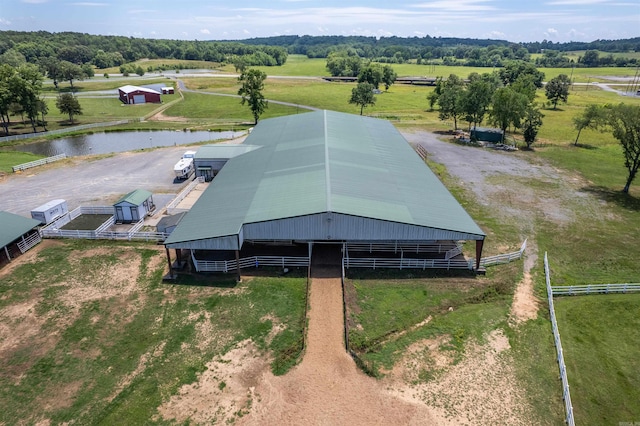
[[6, 130, 238, 157]]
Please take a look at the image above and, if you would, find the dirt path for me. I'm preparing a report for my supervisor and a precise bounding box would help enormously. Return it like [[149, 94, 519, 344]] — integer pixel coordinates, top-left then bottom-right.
[[243, 267, 436, 425], [510, 239, 540, 324]]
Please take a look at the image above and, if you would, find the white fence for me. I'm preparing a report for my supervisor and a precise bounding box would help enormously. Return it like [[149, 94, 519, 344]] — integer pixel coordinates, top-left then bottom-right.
[[544, 252, 575, 426], [343, 257, 472, 270], [166, 176, 205, 215], [41, 207, 168, 242], [551, 283, 640, 296], [477, 239, 527, 267], [192, 253, 310, 273], [17, 232, 42, 254], [345, 241, 459, 254], [13, 153, 67, 172]]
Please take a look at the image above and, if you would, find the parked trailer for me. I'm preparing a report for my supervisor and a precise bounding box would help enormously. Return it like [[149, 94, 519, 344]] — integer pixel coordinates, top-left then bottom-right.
[[31, 199, 68, 224], [173, 151, 196, 180]]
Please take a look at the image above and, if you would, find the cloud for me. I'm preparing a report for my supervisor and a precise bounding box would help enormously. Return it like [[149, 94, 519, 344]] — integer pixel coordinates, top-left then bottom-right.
[[410, 0, 496, 11], [546, 0, 608, 4], [200, 29, 210, 34], [67, 2, 108, 6]]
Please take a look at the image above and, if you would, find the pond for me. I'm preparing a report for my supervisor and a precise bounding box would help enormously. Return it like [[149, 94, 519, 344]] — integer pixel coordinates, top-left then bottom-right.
[[5, 130, 240, 157]]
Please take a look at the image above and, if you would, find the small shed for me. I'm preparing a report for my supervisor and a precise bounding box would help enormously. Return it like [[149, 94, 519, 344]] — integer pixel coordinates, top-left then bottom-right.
[[31, 199, 68, 224], [194, 144, 261, 181], [0, 211, 42, 264], [470, 127, 504, 143], [118, 85, 162, 105], [161, 87, 175, 94], [114, 189, 155, 223], [156, 212, 186, 235]]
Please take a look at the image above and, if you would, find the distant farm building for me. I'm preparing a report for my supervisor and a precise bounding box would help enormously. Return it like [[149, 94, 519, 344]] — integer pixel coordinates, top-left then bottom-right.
[[165, 110, 486, 274], [0, 211, 42, 265], [118, 85, 162, 104], [113, 189, 155, 223], [161, 87, 175, 94]]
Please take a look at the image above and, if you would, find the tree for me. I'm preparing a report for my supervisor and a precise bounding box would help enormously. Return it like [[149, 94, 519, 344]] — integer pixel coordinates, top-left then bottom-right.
[[522, 104, 544, 149], [326, 50, 362, 77], [604, 104, 640, 193], [12, 64, 44, 132], [59, 60, 84, 89], [349, 82, 376, 115], [237, 68, 268, 125], [358, 63, 383, 89], [489, 87, 529, 142], [56, 93, 83, 123], [426, 76, 444, 111], [437, 74, 465, 130], [499, 60, 545, 88], [545, 74, 571, 109], [381, 65, 397, 91], [37, 97, 48, 131], [572, 104, 605, 146], [461, 74, 496, 131]]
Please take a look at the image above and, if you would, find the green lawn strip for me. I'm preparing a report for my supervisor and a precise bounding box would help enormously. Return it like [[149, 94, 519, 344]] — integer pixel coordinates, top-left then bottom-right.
[[554, 294, 640, 425], [0, 151, 44, 172], [165, 91, 299, 123], [0, 240, 306, 424]]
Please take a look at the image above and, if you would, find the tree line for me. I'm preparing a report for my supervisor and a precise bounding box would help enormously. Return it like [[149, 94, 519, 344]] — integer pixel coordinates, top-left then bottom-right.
[[0, 31, 289, 70], [242, 34, 640, 68]]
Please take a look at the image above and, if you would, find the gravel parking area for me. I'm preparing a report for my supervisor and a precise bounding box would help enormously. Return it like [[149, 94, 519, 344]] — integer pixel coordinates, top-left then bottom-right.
[[0, 146, 192, 217]]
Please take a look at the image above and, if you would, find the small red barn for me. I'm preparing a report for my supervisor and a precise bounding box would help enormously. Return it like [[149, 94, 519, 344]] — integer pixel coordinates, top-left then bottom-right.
[[118, 85, 162, 105]]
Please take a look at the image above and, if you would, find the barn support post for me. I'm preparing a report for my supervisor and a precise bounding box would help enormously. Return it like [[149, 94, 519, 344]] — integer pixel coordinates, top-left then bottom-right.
[[475, 239, 484, 271], [4, 246, 11, 262], [235, 250, 241, 282], [307, 242, 313, 281], [165, 247, 174, 279]]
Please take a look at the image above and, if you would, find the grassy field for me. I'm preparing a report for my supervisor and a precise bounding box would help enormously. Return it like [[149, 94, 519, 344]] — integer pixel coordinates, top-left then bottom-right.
[[0, 151, 44, 173], [554, 294, 640, 425], [0, 240, 306, 424]]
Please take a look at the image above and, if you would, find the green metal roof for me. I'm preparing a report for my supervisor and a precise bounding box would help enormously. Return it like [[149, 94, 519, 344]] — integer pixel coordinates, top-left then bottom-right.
[[166, 110, 485, 245], [0, 211, 40, 248], [195, 144, 261, 160], [114, 189, 152, 206]]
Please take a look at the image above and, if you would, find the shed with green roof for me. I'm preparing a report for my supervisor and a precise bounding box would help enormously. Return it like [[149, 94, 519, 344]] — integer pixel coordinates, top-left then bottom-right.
[[165, 110, 485, 271], [113, 189, 155, 223]]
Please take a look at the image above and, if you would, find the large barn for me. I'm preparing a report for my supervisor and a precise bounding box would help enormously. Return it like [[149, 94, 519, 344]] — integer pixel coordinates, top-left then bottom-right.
[[118, 85, 162, 104], [164, 110, 486, 274]]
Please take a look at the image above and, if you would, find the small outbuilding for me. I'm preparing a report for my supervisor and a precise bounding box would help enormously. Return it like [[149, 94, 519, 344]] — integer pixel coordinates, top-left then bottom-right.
[[0, 211, 42, 264], [118, 85, 162, 105], [194, 144, 261, 181], [161, 87, 175, 94], [113, 189, 155, 223], [30, 199, 68, 225], [156, 212, 186, 235], [470, 127, 504, 143]]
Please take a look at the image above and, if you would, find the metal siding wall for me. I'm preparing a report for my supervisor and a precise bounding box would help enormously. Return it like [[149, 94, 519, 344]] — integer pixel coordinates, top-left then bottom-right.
[[166, 234, 239, 250], [242, 213, 483, 241]]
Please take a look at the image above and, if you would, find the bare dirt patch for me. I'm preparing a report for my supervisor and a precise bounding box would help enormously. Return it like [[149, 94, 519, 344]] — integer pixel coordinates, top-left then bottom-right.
[[148, 110, 189, 122], [510, 240, 540, 324], [388, 329, 533, 425]]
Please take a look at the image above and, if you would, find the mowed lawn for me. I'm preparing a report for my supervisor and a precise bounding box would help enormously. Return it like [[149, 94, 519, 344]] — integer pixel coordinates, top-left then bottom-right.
[[554, 294, 640, 425]]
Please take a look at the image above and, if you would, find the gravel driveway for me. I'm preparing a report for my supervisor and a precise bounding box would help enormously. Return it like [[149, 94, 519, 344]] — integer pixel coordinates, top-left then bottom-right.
[[0, 146, 192, 217]]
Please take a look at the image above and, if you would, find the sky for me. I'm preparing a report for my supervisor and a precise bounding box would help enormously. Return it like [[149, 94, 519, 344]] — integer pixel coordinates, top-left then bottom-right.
[[1, 0, 639, 43]]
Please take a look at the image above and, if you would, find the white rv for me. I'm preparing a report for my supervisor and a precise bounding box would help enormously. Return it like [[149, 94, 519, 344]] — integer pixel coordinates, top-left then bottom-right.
[[173, 150, 196, 180]]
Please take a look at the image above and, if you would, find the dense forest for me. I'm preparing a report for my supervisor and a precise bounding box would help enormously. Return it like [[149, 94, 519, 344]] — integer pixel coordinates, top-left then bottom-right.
[[0, 31, 639, 73]]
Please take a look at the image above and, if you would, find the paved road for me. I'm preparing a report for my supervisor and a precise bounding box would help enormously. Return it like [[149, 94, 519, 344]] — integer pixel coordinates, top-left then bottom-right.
[[0, 146, 193, 217]]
